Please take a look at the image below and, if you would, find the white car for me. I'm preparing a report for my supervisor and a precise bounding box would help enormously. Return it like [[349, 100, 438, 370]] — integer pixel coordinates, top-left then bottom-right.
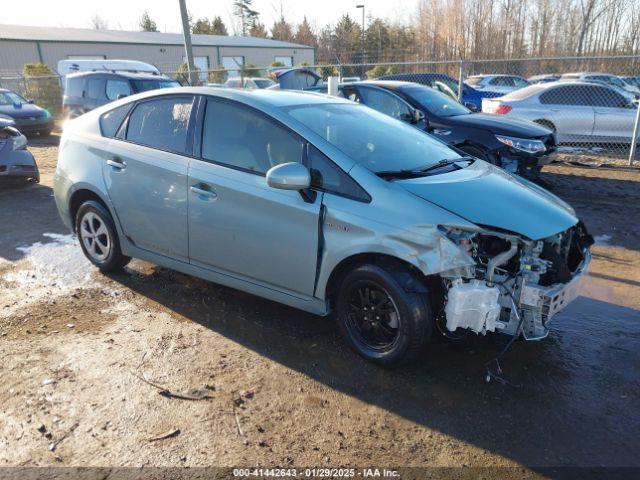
[[465, 74, 531, 94], [561, 72, 640, 98], [482, 81, 638, 144], [224, 77, 276, 89]]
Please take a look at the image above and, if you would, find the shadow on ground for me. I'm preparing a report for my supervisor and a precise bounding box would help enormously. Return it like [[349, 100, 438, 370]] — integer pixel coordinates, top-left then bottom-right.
[[109, 264, 640, 469]]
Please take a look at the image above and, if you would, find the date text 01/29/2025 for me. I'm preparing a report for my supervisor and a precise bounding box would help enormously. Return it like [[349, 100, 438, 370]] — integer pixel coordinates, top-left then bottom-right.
[[232, 468, 400, 477]]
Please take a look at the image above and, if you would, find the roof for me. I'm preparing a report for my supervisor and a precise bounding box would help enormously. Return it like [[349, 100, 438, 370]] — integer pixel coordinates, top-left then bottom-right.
[[0, 24, 313, 49], [66, 71, 171, 80]]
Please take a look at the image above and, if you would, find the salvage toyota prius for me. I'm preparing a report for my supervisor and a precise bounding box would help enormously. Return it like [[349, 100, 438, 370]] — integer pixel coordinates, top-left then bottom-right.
[[54, 87, 593, 365]]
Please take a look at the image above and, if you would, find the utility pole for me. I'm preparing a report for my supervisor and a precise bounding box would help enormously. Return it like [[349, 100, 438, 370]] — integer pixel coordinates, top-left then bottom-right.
[[178, 0, 196, 85], [356, 4, 365, 78]]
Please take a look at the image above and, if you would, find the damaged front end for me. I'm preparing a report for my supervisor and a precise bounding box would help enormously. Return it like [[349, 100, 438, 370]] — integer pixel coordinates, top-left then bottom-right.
[[437, 222, 593, 340]]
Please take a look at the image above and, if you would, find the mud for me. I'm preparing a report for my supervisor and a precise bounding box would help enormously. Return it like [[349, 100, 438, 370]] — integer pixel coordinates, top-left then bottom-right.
[[0, 135, 639, 474]]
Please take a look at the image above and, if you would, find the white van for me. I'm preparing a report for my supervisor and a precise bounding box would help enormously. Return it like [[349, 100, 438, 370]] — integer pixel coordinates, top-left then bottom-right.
[[57, 59, 160, 77]]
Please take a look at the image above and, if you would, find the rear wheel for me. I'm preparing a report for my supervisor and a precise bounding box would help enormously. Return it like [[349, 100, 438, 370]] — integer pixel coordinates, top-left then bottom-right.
[[75, 201, 130, 272], [534, 119, 556, 133], [336, 263, 432, 365]]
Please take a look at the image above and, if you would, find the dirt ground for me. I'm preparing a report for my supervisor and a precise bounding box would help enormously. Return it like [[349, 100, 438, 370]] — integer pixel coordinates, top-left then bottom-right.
[[0, 134, 639, 478]]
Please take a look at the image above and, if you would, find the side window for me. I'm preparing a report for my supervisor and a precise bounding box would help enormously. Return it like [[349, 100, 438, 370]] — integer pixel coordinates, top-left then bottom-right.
[[592, 87, 628, 108], [202, 99, 303, 174], [126, 96, 194, 154], [99, 104, 132, 138], [307, 145, 370, 202], [540, 86, 588, 106], [513, 77, 529, 88], [358, 87, 413, 122], [106, 80, 131, 101], [490, 77, 514, 86], [87, 79, 104, 99], [65, 78, 83, 97]]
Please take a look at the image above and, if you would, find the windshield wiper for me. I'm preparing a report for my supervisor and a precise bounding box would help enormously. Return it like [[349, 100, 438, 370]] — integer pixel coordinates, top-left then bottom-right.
[[419, 156, 474, 173], [376, 156, 474, 180]]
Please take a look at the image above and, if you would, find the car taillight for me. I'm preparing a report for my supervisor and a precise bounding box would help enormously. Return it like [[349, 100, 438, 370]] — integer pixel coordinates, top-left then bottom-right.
[[496, 104, 512, 114]]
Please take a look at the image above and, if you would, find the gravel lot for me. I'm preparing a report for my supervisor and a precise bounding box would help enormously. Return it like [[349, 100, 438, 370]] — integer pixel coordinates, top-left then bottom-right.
[[0, 134, 639, 477]]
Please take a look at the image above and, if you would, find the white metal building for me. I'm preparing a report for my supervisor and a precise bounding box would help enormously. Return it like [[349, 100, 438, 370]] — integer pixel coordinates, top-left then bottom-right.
[[0, 24, 315, 76]]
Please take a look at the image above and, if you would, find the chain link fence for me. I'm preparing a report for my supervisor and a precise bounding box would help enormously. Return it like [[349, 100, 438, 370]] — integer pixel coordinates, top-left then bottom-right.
[[1, 55, 639, 163]]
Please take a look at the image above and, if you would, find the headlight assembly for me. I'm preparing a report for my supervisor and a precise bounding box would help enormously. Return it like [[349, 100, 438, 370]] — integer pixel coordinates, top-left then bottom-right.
[[495, 135, 546, 154], [12, 134, 27, 151]]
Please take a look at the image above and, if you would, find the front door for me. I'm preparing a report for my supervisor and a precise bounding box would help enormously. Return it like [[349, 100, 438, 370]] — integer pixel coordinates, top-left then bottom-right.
[[592, 86, 637, 142], [188, 97, 321, 296], [103, 95, 195, 261]]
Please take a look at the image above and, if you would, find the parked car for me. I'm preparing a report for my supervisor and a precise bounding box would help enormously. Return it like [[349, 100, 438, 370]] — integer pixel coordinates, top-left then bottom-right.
[[0, 117, 39, 183], [54, 87, 592, 365], [340, 80, 556, 178], [225, 77, 276, 89], [622, 76, 640, 89], [0, 89, 53, 136], [528, 74, 561, 84], [379, 72, 503, 110], [465, 74, 531, 94], [560, 72, 640, 97], [63, 71, 180, 118], [482, 81, 638, 144]]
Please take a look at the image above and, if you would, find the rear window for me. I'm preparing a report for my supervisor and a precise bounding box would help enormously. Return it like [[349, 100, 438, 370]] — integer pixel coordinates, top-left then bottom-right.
[[99, 104, 132, 138], [65, 77, 84, 97], [130, 79, 180, 93], [501, 84, 547, 100]]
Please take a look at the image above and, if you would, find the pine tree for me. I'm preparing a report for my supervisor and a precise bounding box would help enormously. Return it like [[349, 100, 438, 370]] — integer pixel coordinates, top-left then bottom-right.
[[139, 11, 158, 32]]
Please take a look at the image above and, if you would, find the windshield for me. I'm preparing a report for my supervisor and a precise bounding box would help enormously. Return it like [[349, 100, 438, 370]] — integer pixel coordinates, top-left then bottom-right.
[[131, 79, 180, 93], [0, 91, 27, 106], [285, 103, 460, 173], [402, 86, 470, 117], [253, 79, 275, 89]]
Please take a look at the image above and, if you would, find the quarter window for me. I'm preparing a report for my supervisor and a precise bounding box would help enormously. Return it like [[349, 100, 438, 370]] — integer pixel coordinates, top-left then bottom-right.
[[307, 145, 370, 202], [201, 99, 303, 174], [106, 80, 131, 100], [100, 104, 132, 138], [125, 96, 194, 155]]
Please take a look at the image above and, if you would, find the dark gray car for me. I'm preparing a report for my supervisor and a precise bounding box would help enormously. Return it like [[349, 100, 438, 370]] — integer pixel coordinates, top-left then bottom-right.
[[63, 71, 180, 118], [0, 118, 39, 183]]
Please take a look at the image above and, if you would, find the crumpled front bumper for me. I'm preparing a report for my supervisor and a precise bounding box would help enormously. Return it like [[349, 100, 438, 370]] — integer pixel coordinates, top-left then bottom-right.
[[0, 149, 40, 182]]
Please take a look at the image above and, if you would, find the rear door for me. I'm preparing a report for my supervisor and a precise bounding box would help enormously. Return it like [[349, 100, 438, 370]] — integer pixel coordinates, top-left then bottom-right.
[[103, 94, 195, 261], [187, 97, 321, 296], [592, 85, 637, 142], [538, 85, 596, 141]]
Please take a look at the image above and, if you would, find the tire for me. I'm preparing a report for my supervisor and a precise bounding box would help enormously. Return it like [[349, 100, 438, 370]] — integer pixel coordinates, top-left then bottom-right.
[[39, 129, 52, 137], [335, 263, 432, 365], [75, 200, 130, 272]]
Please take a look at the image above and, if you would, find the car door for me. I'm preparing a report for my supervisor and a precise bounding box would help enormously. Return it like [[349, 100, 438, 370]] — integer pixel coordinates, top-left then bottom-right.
[[353, 85, 417, 124], [592, 86, 637, 142], [103, 95, 195, 262], [187, 97, 321, 296], [538, 85, 596, 142]]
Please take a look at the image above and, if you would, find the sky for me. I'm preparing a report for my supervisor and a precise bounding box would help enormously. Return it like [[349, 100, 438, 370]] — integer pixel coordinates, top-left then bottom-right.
[[2, 0, 417, 34]]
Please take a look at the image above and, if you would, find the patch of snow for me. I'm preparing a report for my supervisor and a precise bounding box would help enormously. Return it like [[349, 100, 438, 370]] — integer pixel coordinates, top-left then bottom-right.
[[1, 233, 96, 316]]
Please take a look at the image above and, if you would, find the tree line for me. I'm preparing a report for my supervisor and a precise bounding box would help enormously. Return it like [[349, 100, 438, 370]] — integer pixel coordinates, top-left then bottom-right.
[[136, 0, 639, 66]]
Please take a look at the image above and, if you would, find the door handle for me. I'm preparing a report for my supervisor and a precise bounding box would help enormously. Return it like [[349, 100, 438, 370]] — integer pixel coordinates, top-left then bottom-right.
[[190, 185, 217, 199], [106, 157, 126, 170]]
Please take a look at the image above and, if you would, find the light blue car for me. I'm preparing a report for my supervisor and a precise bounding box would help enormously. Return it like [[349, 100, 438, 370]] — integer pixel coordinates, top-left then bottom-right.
[[54, 87, 592, 365]]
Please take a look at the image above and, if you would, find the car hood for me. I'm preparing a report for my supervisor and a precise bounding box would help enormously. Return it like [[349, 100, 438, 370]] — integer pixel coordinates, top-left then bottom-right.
[[398, 160, 577, 240], [0, 103, 45, 119], [444, 113, 552, 137]]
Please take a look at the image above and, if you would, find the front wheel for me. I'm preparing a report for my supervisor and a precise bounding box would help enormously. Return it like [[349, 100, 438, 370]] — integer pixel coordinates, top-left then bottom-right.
[[336, 264, 432, 365], [76, 201, 130, 272]]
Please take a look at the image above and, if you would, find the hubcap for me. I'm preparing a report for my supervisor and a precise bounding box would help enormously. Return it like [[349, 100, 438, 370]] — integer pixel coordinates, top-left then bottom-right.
[[346, 281, 400, 350], [80, 212, 111, 262]]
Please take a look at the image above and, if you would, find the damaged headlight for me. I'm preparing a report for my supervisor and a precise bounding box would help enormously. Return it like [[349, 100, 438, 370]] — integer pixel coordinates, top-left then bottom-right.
[[495, 135, 546, 154], [12, 133, 27, 151]]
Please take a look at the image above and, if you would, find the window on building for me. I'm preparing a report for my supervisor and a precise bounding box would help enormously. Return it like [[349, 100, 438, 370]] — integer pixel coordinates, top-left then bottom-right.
[[222, 56, 244, 78], [274, 56, 293, 67]]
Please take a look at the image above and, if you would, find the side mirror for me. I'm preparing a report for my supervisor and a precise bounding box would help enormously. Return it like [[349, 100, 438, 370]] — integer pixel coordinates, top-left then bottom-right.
[[412, 108, 425, 124], [116, 93, 128, 100], [266, 162, 311, 191]]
